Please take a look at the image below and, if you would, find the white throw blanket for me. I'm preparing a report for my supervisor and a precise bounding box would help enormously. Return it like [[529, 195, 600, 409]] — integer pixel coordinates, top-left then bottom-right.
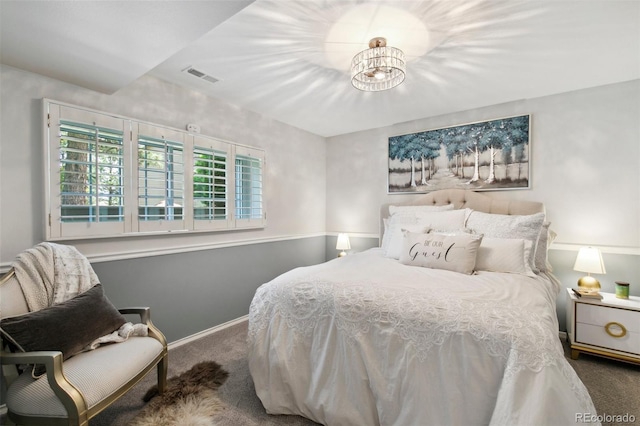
[[12, 242, 99, 310], [11, 242, 147, 350], [83, 323, 148, 352]]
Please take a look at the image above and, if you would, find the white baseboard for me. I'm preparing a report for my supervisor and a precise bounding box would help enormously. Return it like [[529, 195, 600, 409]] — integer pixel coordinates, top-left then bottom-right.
[[167, 315, 248, 350], [559, 331, 567, 341]]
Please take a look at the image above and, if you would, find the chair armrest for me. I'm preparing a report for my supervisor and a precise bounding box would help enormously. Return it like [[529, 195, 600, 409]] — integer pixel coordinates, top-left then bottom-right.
[[118, 307, 151, 324], [117, 307, 167, 348], [1, 349, 88, 420], [1, 349, 63, 367]]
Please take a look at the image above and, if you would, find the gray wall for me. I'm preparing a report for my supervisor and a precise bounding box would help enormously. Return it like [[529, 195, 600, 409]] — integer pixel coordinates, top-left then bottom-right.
[[549, 250, 640, 331], [93, 236, 326, 343], [325, 234, 380, 261], [326, 80, 640, 331]]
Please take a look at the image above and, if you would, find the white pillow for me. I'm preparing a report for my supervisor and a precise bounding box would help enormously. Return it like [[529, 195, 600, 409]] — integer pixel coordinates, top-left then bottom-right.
[[381, 214, 419, 256], [475, 238, 536, 277], [399, 231, 483, 274], [465, 211, 545, 272], [382, 205, 458, 248], [383, 209, 469, 259], [535, 222, 556, 272], [388, 204, 455, 216], [427, 228, 473, 236], [383, 222, 431, 259]]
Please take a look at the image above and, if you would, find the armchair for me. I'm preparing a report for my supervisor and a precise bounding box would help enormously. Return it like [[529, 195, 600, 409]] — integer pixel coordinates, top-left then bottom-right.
[[1, 268, 168, 426]]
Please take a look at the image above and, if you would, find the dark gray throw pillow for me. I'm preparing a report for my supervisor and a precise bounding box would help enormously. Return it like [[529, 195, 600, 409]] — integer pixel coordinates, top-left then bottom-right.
[[0, 284, 126, 376]]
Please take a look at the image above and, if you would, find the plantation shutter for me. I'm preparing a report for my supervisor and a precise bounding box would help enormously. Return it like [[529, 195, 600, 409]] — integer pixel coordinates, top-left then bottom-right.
[[192, 135, 231, 231], [46, 104, 130, 239], [134, 123, 186, 233], [234, 146, 265, 228]]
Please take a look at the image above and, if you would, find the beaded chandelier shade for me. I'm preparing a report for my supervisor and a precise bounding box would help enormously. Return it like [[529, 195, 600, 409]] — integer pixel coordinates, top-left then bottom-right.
[[350, 37, 406, 92]]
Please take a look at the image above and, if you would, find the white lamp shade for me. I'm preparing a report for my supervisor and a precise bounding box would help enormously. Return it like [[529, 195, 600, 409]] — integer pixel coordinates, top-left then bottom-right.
[[573, 247, 606, 274], [336, 233, 351, 250]]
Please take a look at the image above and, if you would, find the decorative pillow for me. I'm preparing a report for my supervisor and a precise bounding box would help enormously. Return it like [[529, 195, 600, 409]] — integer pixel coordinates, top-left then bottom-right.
[[428, 228, 473, 236], [383, 209, 468, 259], [545, 228, 557, 271], [381, 214, 422, 256], [384, 223, 431, 259], [475, 238, 536, 277], [415, 209, 468, 229], [388, 204, 455, 216], [0, 284, 126, 376], [381, 207, 455, 251], [465, 211, 545, 272], [534, 222, 556, 272], [399, 231, 483, 274]]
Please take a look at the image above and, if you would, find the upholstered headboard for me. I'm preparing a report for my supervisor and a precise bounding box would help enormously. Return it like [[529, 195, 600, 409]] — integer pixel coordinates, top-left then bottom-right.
[[380, 189, 544, 242]]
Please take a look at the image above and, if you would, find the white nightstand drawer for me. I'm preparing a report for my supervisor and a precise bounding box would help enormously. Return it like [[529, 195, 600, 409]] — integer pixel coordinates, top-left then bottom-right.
[[575, 323, 640, 355], [576, 303, 640, 332], [576, 303, 640, 355]]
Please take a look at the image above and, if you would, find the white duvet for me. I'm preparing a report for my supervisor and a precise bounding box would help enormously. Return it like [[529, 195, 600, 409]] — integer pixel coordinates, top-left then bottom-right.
[[248, 248, 599, 426]]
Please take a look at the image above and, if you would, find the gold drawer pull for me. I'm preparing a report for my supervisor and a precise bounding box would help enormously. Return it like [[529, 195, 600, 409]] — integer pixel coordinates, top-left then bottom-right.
[[604, 322, 627, 338]]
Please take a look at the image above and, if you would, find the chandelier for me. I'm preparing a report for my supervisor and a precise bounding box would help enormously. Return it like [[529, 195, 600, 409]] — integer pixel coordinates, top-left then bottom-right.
[[350, 37, 406, 92]]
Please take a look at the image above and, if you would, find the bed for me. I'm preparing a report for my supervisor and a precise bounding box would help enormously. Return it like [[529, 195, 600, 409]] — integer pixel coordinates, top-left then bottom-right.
[[248, 189, 598, 425]]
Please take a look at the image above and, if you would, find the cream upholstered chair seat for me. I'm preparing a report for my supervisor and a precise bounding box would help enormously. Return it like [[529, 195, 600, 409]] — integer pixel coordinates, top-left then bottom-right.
[[1, 250, 168, 426], [6, 337, 164, 419]]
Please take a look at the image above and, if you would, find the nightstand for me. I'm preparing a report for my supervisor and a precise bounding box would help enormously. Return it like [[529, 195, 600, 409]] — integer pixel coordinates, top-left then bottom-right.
[[566, 288, 640, 364]]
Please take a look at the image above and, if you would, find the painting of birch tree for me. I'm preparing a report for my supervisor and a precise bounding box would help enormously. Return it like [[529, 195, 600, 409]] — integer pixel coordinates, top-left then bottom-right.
[[388, 115, 530, 193]]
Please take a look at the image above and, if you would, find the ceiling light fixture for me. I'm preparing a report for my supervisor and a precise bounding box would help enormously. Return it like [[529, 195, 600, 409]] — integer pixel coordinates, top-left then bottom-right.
[[350, 37, 406, 92]]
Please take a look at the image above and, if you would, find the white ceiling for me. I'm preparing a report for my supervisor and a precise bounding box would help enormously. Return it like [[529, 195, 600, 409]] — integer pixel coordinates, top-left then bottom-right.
[[2, 1, 639, 137]]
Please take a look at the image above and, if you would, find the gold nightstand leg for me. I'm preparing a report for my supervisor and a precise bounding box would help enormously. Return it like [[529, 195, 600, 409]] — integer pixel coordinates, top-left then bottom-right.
[[571, 349, 580, 360]]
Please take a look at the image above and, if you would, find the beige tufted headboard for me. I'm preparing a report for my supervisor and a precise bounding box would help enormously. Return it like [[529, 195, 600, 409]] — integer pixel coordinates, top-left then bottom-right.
[[380, 189, 544, 243]]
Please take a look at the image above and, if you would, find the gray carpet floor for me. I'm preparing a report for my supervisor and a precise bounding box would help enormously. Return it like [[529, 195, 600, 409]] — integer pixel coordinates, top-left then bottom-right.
[[8, 320, 640, 425], [91, 320, 319, 426], [562, 341, 640, 426]]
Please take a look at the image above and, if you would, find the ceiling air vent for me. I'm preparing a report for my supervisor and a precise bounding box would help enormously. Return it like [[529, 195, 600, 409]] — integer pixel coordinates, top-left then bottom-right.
[[183, 66, 219, 84]]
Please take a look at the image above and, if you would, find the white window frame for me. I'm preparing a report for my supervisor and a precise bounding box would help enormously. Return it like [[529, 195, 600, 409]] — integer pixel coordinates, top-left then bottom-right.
[[44, 99, 265, 240]]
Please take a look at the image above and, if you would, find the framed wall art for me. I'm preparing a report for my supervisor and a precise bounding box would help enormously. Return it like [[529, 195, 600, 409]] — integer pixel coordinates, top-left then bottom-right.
[[388, 114, 530, 193]]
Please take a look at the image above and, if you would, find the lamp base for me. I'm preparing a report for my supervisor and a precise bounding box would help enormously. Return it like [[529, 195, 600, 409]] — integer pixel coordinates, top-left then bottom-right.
[[577, 275, 601, 291], [338, 251, 347, 257]]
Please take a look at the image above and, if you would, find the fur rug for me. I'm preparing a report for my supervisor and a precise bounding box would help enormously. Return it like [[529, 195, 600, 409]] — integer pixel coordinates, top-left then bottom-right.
[[129, 361, 229, 426]]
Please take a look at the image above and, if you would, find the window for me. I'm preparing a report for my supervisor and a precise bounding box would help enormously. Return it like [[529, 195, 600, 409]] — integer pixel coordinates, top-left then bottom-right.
[[59, 120, 125, 223], [138, 137, 184, 222], [134, 123, 186, 232], [192, 135, 231, 231], [45, 99, 265, 240], [194, 147, 225, 220], [47, 104, 130, 239], [234, 147, 265, 227]]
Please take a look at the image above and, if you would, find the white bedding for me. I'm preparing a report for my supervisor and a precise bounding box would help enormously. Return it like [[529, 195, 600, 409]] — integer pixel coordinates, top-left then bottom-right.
[[248, 248, 599, 426]]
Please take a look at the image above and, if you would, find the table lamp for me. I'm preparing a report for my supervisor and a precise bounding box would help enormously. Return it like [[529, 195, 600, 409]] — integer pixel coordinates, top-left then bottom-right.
[[573, 246, 606, 291], [336, 233, 351, 257]]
